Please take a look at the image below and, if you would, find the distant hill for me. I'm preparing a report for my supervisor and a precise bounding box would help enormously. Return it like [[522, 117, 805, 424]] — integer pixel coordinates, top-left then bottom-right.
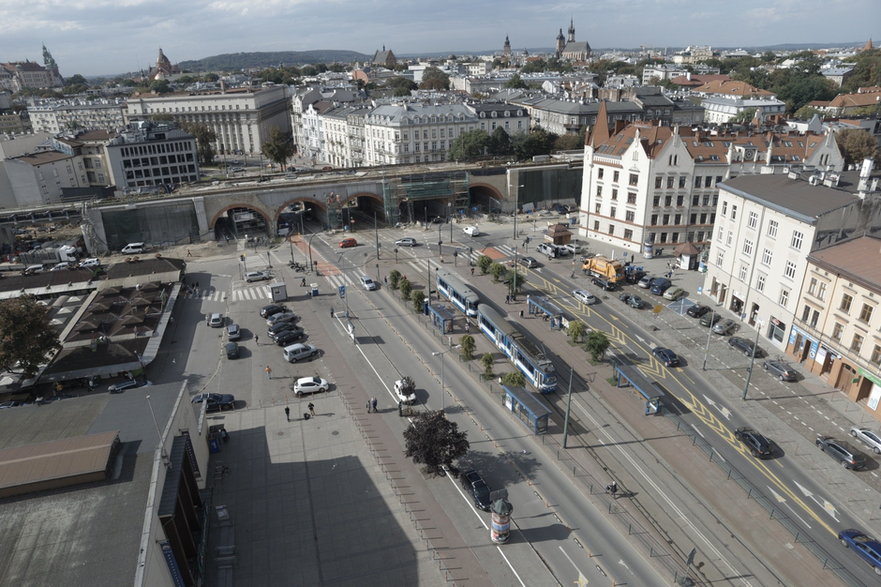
[[177, 50, 371, 72]]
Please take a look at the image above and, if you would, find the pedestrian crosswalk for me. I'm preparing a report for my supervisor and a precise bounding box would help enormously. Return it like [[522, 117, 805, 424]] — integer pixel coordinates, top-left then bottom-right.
[[322, 273, 354, 290], [181, 286, 273, 302]]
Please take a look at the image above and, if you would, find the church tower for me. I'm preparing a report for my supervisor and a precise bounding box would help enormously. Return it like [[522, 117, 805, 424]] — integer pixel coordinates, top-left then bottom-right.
[[568, 18, 576, 43], [42, 44, 63, 85], [555, 29, 566, 57], [503, 35, 511, 58]]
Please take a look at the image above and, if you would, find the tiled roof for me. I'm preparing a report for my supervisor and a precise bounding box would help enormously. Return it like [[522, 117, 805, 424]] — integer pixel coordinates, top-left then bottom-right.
[[694, 79, 773, 97], [808, 236, 881, 289]]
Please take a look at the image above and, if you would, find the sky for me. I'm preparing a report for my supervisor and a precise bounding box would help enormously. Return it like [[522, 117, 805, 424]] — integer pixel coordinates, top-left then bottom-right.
[[1, 0, 878, 77]]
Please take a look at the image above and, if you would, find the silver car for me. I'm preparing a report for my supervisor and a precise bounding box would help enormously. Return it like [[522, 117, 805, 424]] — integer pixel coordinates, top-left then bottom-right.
[[850, 427, 881, 455], [712, 318, 738, 335], [572, 289, 598, 305]]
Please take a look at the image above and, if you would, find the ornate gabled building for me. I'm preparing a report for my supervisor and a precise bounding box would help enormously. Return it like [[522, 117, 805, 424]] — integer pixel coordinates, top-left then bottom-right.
[[555, 19, 591, 62], [578, 108, 845, 254], [372, 46, 397, 69], [0, 46, 63, 92]]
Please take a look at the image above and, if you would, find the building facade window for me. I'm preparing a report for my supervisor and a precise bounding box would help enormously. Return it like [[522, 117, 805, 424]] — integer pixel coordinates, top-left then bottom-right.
[[742, 239, 754, 255], [767, 220, 778, 238], [779, 288, 789, 307], [791, 230, 804, 250], [738, 264, 748, 280], [756, 273, 766, 292], [748, 211, 758, 229], [859, 303, 874, 323], [840, 293, 853, 313], [832, 322, 844, 341], [851, 333, 864, 353], [761, 249, 772, 265], [784, 261, 796, 279], [871, 344, 881, 366]]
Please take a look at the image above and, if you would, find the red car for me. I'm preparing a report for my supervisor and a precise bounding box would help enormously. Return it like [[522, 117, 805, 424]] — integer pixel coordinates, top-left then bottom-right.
[[339, 238, 358, 248]]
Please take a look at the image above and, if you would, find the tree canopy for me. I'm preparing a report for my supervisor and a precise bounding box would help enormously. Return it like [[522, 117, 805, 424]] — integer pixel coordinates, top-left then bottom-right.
[[384, 76, 417, 97], [836, 129, 881, 167], [403, 410, 470, 474], [180, 122, 216, 166], [0, 296, 61, 377], [419, 67, 450, 90], [449, 129, 490, 162], [512, 128, 557, 160], [261, 127, 295, 170]]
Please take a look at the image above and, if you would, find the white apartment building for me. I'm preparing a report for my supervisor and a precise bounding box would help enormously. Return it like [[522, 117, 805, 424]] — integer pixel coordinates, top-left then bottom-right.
[[702, 96, 787, 124], [0, 150, 85, 207], [704, 170, 881, 351], [28, 100, 127, 134], [125, 85, 290, 156], [321, 104, 371, 169], [363, 103, 480, 166], [105, 121, 199, 192], [579, 114, 844, 255]]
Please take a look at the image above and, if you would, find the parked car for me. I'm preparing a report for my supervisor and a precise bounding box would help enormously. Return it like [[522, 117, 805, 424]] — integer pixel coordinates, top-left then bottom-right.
[[108, 379, 142, 394], [292, 376, 329, 396], [572, 289, 598, 305], [850, 427, 881, 455], [591, 276, 616, 291], [260, 304, 286, 318], [649, 277, 672, 295], [225, 342, 240, 359], [816, 436, 868, 469], [50, 261, 73, 271], [460, 470, 492, 511], [463, 226, 480, 237], [283, 343, 320, 363], [395, 237, 418, 247], [734, 427, 773, 459], [651, 347, 680, 367], [207, 313, 224, 328], [761, 359, 798, 381], [245, 270, 271, 283], [712, 318, 738, 335], [637, 274, 654, 289], [619, 293, 645, 309], [728, 336, 764, 357], [519, 256, 539, 269], [686, 304, 710, 318], [700, 312, 721, 328], [191, 392, 236, 412], [339, 237, 358, 248], [360, 275, 378, 291], [839, 529, 881, 575], [267, 311, 300, 326], [79, 258, 101, 268], [662, 286, 686, 301], [269, 322, 301, 338], [275, 328, 307, 346], [226, 323, 241, 341]]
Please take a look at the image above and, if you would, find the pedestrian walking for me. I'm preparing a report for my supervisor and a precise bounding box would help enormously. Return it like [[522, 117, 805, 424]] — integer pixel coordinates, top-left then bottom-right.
[[265, 365, 272, 379], [505, 294, 510, 304], [371, 397, 378, 413], [255, 335, 259, 345], [519, 309, 524, 318], [187, 249, 192, 257], [284, 406, 290, 421], [301, 278, 307, 287], [470, 266, 475, 276], [308, 402, 315, 416], [366, 400, 372, 413], [383, 275, 388, 284], [330, 308, 335, 318]]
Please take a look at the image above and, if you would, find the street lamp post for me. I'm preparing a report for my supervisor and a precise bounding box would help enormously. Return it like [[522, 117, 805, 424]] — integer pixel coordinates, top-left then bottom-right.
[[448, 201, 453, 245], [145, 394, 164, 449], [432, 344, 461, 412], [702, 309, 715, 370], [742, 319, 764, 400]]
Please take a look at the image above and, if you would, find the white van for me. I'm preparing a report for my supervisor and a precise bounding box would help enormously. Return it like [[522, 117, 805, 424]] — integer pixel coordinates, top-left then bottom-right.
[[121, 242, 145, 255], [463, 226, 480, 237], [536, 243, 559, 258], [283, 343, 319, 363]]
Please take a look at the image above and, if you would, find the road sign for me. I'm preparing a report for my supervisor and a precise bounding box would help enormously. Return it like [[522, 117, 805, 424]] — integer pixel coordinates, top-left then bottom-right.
[[697, 286, 703, 295], [338, 285, 346, 299]]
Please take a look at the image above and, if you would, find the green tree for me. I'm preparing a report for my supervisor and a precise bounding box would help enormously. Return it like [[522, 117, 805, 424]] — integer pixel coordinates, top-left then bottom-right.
[[149, 79, 172, 94], [775, 75, 835, 113], [490, 262, 506, 282], [500, 371, 526, 388], [385, 76, 417, 96], [836, 129, 881, 167], [449, 129, 490, 162], [554, 133, 583, 151], [179, 122, 216, 166], [521, 59, 547, 74], [301, 65, 318, 77], [0, 296, 61, 377], [567, 320, 586, 344], [512, 128, 557, 160], [477, 255, 493, 275], [841, 49, 881, 93], [403, 410, 470, 475], [508, 268, 522, 295], [411, 289, 425, 312], [399, 278, 412, 300], [487, 127, 512, 157], [794, 105, 822, 120], [481, 353, 495, 377], [504, 73, 528, 89], [419, 67, 450, 90], [731, 108, 757, 124], [460, 334, 476, 360], [65, 74, 88, 86], [261, 127, 295, 171], [584, 330, 610, 362], [388, 269, 402, 289]]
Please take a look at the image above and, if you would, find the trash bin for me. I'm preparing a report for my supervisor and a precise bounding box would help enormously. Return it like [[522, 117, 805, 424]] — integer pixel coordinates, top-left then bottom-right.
[[310, 283, 319, 297]]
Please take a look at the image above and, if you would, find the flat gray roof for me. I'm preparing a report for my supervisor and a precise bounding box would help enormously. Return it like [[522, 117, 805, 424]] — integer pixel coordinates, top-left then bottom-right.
[[809, 235, 881, 290], [719, 174, 857, 224]]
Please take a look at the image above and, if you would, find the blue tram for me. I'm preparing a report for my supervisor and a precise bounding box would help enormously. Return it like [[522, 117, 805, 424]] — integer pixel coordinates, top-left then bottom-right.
[[436, 269, 480, 317], [476, 304, 557, 393]]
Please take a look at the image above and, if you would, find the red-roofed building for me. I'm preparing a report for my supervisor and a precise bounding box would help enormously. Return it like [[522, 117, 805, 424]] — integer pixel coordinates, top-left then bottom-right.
[[578, 122, 844, 254]]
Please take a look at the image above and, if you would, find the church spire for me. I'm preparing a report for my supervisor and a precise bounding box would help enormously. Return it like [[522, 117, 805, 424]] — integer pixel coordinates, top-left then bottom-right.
[[568, 18, 575, 43]]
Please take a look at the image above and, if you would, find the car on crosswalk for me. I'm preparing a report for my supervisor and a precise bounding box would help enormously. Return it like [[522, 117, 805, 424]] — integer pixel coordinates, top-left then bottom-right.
[[245, 271, 270, 282]]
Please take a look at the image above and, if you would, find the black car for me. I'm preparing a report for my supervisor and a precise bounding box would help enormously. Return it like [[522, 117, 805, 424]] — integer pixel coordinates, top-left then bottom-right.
[[275, 328, 307, 346], [734, 427, 773, 458], [225, 342, 240, 359], [699, 312, 721, 328], [270, 322, 303, 339], [686, 304, 710, 318], [816, 436, 868, 469], [728, 336, 764, 358], [591, 276, 616, 291], [191, 393, 236, 413], [652, 347, 680, 367], [649, 277, 672, 295], [619, 293, 645, 309], [460, 470, 492, 511], [260, 303, 286, 318]]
